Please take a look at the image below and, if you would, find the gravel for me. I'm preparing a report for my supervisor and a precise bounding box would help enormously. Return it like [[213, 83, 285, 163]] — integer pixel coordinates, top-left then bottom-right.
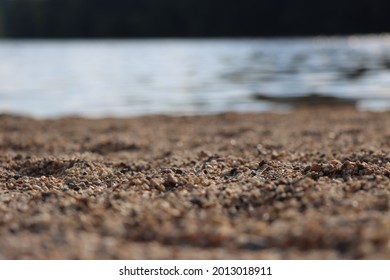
[[0, 108, 389, 259]]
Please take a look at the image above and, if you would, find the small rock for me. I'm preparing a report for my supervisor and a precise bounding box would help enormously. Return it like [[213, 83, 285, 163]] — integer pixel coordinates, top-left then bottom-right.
[[330, 159, 341, 166], [311, 163, 322, 172]]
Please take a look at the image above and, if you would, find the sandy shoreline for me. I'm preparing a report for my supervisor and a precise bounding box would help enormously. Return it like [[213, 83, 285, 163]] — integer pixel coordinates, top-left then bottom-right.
[[0, 108, 389, 259]]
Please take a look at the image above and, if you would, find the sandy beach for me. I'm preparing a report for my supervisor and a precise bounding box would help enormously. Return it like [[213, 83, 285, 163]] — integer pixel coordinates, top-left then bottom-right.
[[0, 108, 389, 259]]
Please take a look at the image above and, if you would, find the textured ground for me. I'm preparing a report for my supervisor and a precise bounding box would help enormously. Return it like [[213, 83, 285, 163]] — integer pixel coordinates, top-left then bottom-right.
[[0, 108, 389, 259]]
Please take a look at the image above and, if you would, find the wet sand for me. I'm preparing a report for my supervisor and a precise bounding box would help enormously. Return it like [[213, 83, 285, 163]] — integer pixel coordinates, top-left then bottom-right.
[[0, 108, 389, 259]]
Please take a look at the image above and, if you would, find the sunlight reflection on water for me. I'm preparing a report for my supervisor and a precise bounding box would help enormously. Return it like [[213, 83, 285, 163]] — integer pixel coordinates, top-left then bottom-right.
[[0, 35, 390, 117]]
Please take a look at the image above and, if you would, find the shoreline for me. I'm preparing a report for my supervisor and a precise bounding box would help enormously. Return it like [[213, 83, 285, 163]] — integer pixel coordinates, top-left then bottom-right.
[[0, 108, 389, 259]]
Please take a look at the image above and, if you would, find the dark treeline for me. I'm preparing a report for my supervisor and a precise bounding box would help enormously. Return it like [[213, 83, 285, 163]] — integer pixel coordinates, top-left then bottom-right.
[[0, 0, 390, 38]]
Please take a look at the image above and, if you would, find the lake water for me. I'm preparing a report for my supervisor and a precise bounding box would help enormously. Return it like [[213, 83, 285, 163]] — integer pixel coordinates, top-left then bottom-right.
[[1, 35, 390, 117]]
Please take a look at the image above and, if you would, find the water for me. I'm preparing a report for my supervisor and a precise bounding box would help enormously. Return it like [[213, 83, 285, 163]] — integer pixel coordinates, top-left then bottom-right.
[[1, 35, 390, 118]]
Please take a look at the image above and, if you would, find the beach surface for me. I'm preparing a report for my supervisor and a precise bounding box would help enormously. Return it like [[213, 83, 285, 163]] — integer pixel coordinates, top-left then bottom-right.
[[0, 108, 389, 259]]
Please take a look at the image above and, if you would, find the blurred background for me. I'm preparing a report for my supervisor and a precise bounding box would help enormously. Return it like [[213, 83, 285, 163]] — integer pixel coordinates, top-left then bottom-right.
[[1, 0, 390, 117]]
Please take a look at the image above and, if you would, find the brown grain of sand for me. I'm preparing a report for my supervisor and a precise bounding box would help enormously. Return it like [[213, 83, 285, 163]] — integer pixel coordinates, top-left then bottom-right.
[[0, 108, 389, 259]]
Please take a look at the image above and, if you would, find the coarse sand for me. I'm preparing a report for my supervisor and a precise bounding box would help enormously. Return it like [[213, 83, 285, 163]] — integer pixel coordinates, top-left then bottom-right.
[[0, 108, 389, 259]]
